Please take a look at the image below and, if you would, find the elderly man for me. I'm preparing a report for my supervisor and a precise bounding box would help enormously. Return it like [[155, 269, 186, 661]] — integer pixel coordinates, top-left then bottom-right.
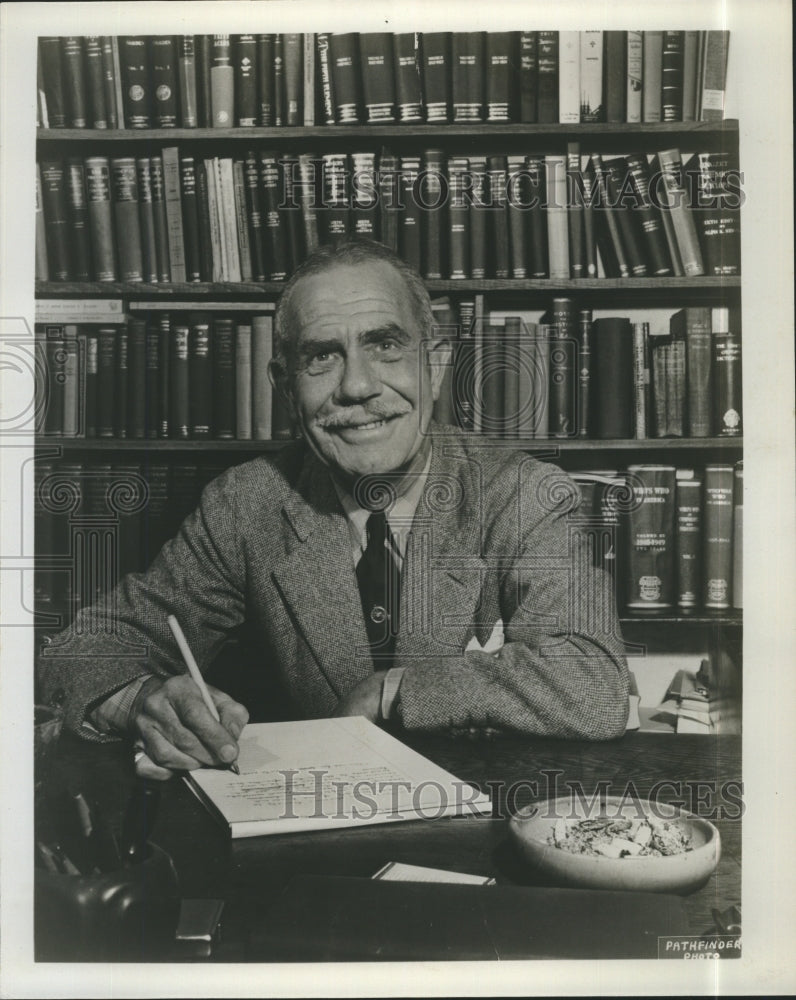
[[38, 239, 629, 779]]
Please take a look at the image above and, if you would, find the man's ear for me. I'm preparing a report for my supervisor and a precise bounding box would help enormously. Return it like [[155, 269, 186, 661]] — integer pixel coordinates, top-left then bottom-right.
[[426, 335, 454, 402], [268, 358, 296, 418]]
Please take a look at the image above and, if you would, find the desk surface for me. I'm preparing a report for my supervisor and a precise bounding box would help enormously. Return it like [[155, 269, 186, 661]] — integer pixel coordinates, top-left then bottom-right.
[[44, 730, 742, 962]]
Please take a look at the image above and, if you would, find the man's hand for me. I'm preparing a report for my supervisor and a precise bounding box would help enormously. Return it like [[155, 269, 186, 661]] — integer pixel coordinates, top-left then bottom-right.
[[332, 673, 384, 723], [131, 675, 249, 781]]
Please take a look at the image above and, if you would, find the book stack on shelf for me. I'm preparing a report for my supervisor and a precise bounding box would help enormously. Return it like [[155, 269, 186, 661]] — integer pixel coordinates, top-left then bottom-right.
[[33, 27, 743, 732], [36, 31, 731, 131]]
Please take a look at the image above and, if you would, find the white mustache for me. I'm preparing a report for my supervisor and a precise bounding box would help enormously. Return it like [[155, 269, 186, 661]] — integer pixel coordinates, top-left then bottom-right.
[[317, 405, 411, 430]]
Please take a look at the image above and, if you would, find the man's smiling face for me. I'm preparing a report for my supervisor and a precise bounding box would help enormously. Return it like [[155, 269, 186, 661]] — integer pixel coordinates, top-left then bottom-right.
[[280, 260, 444, 486]]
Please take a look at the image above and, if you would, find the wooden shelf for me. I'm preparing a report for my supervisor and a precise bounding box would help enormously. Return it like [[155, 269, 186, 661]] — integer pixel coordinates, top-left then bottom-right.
[[35, 276, 741, 300], [37, 436, 743, 453], [620, 609, 742, 626], [35, 120, 739, 144]]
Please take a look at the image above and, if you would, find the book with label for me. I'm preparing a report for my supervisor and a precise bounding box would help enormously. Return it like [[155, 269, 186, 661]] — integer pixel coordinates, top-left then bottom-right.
[[185, 716, 491, 838]]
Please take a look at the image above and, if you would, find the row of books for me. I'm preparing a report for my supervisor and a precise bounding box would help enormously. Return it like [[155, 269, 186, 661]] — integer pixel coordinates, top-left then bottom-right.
[[36, 31, 732, 131], [574, 463, 742, 612], [35, 146, 741, 284], [35, 299, 742, 442], [32, 458, 742, 632]]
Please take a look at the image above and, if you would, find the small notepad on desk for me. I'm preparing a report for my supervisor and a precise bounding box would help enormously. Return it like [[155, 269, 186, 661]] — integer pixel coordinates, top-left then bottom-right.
[[184, 716, 491, 838]]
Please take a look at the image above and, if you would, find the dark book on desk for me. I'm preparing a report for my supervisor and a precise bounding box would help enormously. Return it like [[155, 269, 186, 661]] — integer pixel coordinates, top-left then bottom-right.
[[359, 33, 397, 123], [420, 32, 451, 123], [248, 875, 689, 961], [626, 464, 676, 608], [452, 32, 485, 123]]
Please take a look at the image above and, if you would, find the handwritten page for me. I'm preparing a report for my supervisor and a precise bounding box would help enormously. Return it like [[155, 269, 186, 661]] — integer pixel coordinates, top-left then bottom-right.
[[185, 716, 491, 838]]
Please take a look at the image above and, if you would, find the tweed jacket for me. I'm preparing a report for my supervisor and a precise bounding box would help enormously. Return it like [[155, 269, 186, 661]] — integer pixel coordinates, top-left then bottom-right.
[[38, 424, 630, 740]]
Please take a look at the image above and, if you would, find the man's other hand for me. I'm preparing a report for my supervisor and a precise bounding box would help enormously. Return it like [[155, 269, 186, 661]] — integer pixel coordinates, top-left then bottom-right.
[[332, 673, 384, 723], [131, 675, 249, 780]]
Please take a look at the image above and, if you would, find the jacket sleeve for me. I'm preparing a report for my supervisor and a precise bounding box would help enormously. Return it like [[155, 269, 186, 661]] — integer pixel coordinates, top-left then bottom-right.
[[36, 468, 247, 739], [397, 464, 630, 740]]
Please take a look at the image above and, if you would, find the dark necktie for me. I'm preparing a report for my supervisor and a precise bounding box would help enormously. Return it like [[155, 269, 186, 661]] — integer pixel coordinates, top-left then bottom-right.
[[356, 511, 401, 670]]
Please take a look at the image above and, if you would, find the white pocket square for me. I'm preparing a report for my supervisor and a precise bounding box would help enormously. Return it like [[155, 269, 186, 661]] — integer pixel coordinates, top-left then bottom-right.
[[466, 619, 505, 655]]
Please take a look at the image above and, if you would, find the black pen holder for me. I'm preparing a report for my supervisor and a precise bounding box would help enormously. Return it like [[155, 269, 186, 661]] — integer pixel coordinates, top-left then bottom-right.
[[35, 843, 180, 961]]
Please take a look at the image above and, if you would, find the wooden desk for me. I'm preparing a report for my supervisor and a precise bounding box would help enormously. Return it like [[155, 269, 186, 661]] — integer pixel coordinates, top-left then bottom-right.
[[42, 730, 742, 961]]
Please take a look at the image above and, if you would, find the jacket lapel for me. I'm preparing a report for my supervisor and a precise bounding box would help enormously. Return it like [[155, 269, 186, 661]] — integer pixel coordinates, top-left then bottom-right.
[[271, 456, 373, 697]]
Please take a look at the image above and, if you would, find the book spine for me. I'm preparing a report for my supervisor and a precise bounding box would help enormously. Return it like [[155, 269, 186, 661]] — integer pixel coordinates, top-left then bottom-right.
[[732, 462, 743, 609], [281, 155, 302, 273], [149, 36, 178, 127], [430, 300, 457, 426], [62, 333, 80, 437], [378, 151, 399, 253], [592, 316, 633, 438], [642, 31, 663, 122], [579, 30, 603, 122], [170, 322, 190, 438], [273, 35, 284, 126], [156, 313, 170, 437], [452, 299, 475, 430], [359, 33, 397, 123], [603, 157, 647, 276], [65, 159, 92, 281], [447, 157, 469, 279], [352, 151, 380, 241], [604, 31, 625, 123], [233, 160, 253, 281], [699, 31, 730, 121], [161, 147, 187, 282], [565, 144, 584, 278], [549, 297, 576, 438], [100, 37, 118, 129], [526, 155, 548, 277], [652, 339, 669, 437], [486, 31, 513, 123], [682, 31, 699, 122], [394, 33, 423, 123], [656, 149, 704, 276], [316, 33, 335, 125], [626, 464, 676, 608], [251, 314, 273, 439], [632, 322, 647, 439], [625, 153, 672, 276], [145, 321, 159, 438], [668, 339, 687, 437], [259, 153, 289, 280], [111, 158, 144, 281], [128, 318, 147, 438], [135, 157, 159, 283], [661, 31, 685, 122], [84, 333, 98, 437], [506, 154, 527, 279], [61, 37, 87, 128], [421, 32, 451, 123], [42, 330, 65, 434], [703, 464, 734, 608], [35, 164, 49, 280], [329, 33, 362, 124], [39, 37, 66, 128], [178, 36, 198, 127], [111, 37, 125, 128], [468, 155, 487, 280], [625, 31, 643, 123], [189, 315, 212, 437], [206, 158, 224, 281], [303, 33, 315, 126], [180, 156, 202, 282], [235, 323, 252, 439], [298, 154, 321, 256], [577, 310, 591, 437], [282, 33, 303, 127], [84, 37, 108, 128], [519, 32, 538, 123], [544, 155, 569, 281], [114, 325, 129, 437], [150, 156, 171, 281], [96, 328, 116, 437], [536, 31, 558, 124], [642, 322, 653, 433], [244, 153, 267, 281], [691, 151, 742, 276], [211, 35, 234, 126], [452, 32, 484, 123], [712, 313, 742, 436], [235, 34, 258, 126], [674, 307, 712, 437], [557, 31, 580, 124], [502, 316, 521, 438], [197, 35, 213, 127], [219, 158, 242, 281], [256, 34, 275, 125], [213, 318, 236, 439], [119, 36, 152, 128], [420, 150, 444, 279], [676, 476, 702, 608], [40, 160, 71, 280]]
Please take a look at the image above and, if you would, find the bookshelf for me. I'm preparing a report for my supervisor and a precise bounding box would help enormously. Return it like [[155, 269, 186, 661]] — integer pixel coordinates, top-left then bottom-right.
[[34, 29, 742, 734]]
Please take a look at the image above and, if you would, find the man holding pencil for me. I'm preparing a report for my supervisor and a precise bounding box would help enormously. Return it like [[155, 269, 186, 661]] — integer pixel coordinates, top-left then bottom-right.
[[37, 239, 630, 780]]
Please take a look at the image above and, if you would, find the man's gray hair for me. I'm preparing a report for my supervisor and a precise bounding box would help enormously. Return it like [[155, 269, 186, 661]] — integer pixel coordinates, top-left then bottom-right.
[[273, 238, 434, 371]]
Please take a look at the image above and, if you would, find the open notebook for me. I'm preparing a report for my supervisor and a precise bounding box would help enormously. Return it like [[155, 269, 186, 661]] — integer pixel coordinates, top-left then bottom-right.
[[184, 716, 492, 838]]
